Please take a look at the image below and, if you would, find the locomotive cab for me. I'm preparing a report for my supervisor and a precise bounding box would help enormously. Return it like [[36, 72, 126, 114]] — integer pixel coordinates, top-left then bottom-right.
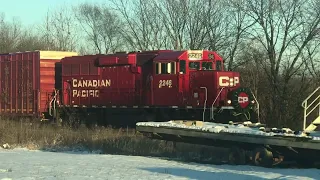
[[149, 50, 258, 123]]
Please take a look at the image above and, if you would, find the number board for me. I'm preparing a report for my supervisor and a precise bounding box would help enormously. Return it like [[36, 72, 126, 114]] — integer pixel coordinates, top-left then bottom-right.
[[188, 50, 203, 60], [188, 53, 202, 60]]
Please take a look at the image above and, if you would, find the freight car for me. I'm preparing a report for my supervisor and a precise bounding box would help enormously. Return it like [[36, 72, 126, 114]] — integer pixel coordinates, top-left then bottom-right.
[[0, 51, 78, 120], [48, 50, 259, 128]]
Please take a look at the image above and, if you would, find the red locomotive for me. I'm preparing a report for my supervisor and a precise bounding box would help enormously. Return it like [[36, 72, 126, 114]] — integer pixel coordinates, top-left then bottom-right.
[[0, 50, 258, 127]]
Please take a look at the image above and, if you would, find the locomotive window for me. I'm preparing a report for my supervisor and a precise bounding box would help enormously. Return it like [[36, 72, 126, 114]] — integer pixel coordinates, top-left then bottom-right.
[[202, 62, 213, 70], [168, 62, 176, 74], [179, 60, 186, 74], [161, 63, 168, 74], [156, 63, 160, 74], [155, 62, 176, 75], [216, 61, 222, 71], [189, 62, 200, 70]]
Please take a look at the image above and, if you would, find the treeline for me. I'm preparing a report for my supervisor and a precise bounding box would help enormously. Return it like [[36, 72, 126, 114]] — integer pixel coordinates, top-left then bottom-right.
[[1, 0, 320, 129]]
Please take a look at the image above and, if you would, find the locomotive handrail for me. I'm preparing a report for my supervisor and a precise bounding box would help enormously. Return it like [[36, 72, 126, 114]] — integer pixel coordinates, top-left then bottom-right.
[[250, 89, 260, 123], [53, 89, 58, 118], [301, 86, 320, 107], [49, 89, 58, 117], [211, 87, 225, 120], [200, 87, 207, 122], [302, 86, 320, 131], [48, 95, 54, 116]]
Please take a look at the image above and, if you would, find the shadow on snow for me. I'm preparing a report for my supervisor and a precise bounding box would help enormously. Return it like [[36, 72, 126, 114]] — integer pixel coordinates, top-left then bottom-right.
[[139, 166, 320, 180]]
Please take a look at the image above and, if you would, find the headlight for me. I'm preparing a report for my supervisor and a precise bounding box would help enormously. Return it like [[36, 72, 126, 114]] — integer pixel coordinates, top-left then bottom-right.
[[251, 100, 255, 104], [227, 100, 231, 104]]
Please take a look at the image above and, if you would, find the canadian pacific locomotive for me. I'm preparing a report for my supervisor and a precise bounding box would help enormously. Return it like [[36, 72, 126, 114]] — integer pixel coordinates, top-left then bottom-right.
[[0, 50, 258, 127]]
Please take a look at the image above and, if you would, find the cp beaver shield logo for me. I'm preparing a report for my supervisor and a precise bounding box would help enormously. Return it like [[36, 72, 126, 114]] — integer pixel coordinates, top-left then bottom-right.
[[238, 92, 249, 108]]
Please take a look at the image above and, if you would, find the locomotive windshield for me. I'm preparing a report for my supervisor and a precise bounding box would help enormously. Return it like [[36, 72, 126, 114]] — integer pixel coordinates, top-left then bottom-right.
[[189, 61, 213, 70], [216, 61, 222, 71], [202, 62, 213, 70], [189, 62, 200, 70]]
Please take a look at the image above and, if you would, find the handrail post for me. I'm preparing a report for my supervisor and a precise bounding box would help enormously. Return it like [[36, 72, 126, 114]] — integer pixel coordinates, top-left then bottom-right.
[[200, 87, 207, 122], [250, 89, 260, 123], [211, 87, 225, 120], [318, 98, 320, 117], [303, 103, 307, 130]]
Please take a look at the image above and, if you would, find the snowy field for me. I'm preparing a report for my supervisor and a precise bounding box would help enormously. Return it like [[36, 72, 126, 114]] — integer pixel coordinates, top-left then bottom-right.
[[0, 148, 319, 180]]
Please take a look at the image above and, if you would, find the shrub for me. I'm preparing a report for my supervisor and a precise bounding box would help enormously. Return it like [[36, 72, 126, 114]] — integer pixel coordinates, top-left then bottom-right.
[[0, 117, 228, 164]]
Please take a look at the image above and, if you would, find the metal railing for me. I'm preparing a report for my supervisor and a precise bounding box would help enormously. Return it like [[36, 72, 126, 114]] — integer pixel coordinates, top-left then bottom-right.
[[301, 86, 320, 131], [200, 87, 207, 122], [250, 89, 260, 123], [210, 87, 225, 120], [49, 89, 59, 117]]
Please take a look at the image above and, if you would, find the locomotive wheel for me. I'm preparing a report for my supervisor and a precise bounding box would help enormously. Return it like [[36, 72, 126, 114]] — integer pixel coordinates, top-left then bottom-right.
[[228, 147, 246, 165], [253, 147, 274, 167]]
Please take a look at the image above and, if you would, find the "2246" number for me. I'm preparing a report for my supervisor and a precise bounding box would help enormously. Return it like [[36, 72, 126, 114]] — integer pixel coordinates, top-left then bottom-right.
[[159, 80, 172, 88]]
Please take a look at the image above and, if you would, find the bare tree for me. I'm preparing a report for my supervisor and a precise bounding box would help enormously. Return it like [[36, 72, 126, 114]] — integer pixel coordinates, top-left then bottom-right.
[[110, 0, 169, 50], [38, 6, 79, 51], [111, 0, 229, 51], [0, 15, 22, 53], [241, 0, 320, 127], [15, 31, 48, 51], [221, 0, 257, 70], [74, 3, 124, 54], [155, 0, 189, 50], [202, 1, 231, 57], [185, 0, 217, 50]]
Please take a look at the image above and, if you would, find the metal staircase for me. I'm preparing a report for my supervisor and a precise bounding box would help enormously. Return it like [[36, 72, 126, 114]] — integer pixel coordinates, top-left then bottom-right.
[[302, 87, 320, 132]]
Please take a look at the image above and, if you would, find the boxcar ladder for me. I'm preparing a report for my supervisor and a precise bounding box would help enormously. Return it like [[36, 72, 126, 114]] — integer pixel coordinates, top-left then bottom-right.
[[302, 86, 320, 132]]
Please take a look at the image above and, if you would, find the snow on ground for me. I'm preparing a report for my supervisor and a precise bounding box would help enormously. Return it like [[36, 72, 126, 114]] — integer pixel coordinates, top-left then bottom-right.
[[0, 148, 319, 180]]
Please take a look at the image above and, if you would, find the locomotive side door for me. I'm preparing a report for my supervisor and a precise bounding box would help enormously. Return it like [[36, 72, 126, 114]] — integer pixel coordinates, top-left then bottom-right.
[[152, 61, 179, 106], [178, 60, 188, 104]]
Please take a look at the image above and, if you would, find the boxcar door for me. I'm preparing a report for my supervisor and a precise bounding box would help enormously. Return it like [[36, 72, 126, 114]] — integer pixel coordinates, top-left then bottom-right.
[[152, 61, 178, 106]]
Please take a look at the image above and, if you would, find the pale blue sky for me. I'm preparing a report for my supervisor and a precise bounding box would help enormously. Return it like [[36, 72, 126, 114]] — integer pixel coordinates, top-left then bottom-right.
[[0, 0, 110, 26]]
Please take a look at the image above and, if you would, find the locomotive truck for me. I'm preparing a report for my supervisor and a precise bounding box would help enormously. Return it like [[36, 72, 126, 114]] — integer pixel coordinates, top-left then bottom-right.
[[0, 50, 258, 127]]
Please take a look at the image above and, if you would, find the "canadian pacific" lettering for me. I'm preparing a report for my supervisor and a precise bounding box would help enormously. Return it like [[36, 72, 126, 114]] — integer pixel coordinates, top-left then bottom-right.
[[72, 79, 111, 88], [72, 79, 111, 98]]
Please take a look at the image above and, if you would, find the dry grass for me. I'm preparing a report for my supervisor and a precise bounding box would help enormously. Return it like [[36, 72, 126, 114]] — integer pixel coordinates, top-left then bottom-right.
[[0, 117, 229, 164]]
